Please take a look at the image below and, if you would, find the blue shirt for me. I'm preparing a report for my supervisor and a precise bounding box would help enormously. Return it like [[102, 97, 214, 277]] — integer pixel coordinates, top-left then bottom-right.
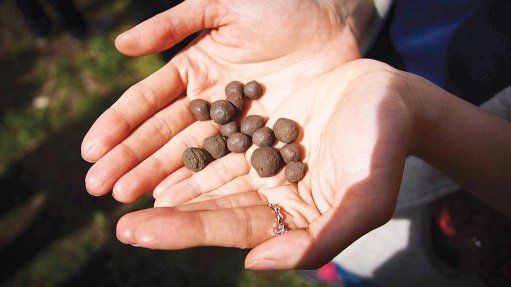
[[389, 0, 511, 105]]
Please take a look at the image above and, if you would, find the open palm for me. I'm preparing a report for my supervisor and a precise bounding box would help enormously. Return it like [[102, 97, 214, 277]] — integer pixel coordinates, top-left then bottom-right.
[[81, 0, 368, 202], [116, 60, 419, 269]]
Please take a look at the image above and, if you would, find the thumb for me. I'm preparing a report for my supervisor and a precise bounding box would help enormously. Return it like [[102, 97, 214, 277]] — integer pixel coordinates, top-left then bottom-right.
[[115, 0, 228, 56], [245, 187, 397, 270]]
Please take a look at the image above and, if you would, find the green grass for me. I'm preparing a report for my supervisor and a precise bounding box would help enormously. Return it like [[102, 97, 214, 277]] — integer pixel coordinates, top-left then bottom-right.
[[0, 1, 330, 286]]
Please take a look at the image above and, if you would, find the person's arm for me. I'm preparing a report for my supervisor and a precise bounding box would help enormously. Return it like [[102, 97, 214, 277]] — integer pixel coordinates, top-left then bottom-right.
[[408, 74, 511, 216], [330, 0, 374, 40], [81, 0, 378, 203], [115, 60, 511, 270], [331, 0, 393, 54]]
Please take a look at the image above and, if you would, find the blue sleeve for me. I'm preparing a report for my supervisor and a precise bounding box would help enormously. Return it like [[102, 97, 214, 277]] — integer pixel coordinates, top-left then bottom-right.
[[389, 0, 511, 105]]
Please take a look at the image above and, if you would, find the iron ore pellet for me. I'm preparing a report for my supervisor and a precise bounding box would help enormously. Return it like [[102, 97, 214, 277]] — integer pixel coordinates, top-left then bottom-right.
[[227, 132, 252, 153], [190, 99, 210, 121], [273, 118, 299, 143], [203, 134, 228, 159], [285, 162, 306, 183], [280, 142, 302, 163], [220, 121, 239, 137], [182, 147, 211, 172], [225, 81, 245, 112], [210, 100, 236, 124], [251, 147, 283, 178], [244, 81, 263, 100], [252, 127, 275, 147], [240, 115, 265, 136]]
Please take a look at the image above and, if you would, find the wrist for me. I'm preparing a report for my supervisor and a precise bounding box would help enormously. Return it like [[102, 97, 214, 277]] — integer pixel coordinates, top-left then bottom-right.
[[402, 73, 450, 158], [328, 0, 375, 43]]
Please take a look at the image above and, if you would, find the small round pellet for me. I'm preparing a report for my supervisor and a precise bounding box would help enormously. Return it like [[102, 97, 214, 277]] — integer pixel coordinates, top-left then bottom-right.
[[280, 142, 302, 163], [203, 134, 228, 159], [244, 81, 263, 99], [273, 118, 299, 143], [251, 147, 283, 178], [210, 100, 236, 124], [252, 127, 275, 147], [285, 162, 306, 183], [240, 115, 265, 136], [220, 121, 239, 137], [190, 99, 210, 121], [225, 81, 245, 112], [182, 147, 211, 172], [227, 132, 252, 153]]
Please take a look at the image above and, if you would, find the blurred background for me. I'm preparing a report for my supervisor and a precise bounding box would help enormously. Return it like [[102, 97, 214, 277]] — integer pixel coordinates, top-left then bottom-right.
[[0, 0, 329, 286]]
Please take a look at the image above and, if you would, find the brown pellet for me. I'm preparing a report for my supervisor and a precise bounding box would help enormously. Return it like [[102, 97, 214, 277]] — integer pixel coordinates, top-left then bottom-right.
[[252, 127, 275, 147], [220, 121, 239, 137], [251, 147, 283, 177], [203, 134, 228, 159], [182, 147, 211, 172], [285, 162, 306, 183], [280, 142, 302, 163], [244, 81, 263, 99], [240, 115, 265, 136], [273, 118, 299, 143], [227, 132, 252, 153], [210, 100, 236, 124], [190, 99, 210, 121], [225, 81, 245, 112]]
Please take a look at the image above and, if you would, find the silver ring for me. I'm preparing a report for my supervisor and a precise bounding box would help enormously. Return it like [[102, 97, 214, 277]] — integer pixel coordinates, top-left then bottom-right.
[[268, 204, 288, 237]]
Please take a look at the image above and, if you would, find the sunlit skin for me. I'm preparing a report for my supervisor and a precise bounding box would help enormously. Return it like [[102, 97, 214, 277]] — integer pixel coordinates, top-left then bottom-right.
[[117, 60, 417, 269], [81, 0, 511, 270], [115, 59, 511, 269], [81, 0, 371, 202]]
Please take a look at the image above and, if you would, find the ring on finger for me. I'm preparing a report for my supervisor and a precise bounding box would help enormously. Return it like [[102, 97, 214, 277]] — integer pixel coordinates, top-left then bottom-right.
[[268, 203, 287, 237]]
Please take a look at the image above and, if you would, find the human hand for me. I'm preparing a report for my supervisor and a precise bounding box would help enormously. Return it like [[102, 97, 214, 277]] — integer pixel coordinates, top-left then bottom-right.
[[81, 0, 374, 202], [116, 59, 421, 269]]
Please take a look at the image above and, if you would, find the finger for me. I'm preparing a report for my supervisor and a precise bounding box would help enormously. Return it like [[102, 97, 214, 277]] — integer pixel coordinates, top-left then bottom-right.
[[195, 143, 287, 199], [205, 170, 286, 198], [81, 62, 185, 162], [187, 175, 257, 201], [154, 153, 251, 207], [153, 167, 193, 199], [117, 208, 171, 244], [85, 97, 193, 196], [121, 206, 279, 249], [112, 120, 219, 203], [175, 192, 268, 212], [115, 0, 228, 56], [180, 170, 286, 206], [153, 140, 288, 207], [245, 191, 396, 270], [118, 192, 269, 244], [154, 167, 287, 207]]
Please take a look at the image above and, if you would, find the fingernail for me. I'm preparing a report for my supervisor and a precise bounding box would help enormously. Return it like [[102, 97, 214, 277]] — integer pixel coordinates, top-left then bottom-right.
[[245, 260, 277, 270], [153, 200, 163, 208], [153, 186, 165, 199], [112, 189, 129, 204], [112, 184, 129, 203], [137, 234, 154, 244], [86, 176, 101, 195], [116, 31, 132, 43], [117, 230, 133, 244], [154, 196, 172, 208], [88, 176, 99, 188], [84, 140, 103, 160]]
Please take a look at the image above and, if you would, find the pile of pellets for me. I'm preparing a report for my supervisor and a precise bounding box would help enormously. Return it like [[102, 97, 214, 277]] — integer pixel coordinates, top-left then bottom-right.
[[183, 81, 306, 183]]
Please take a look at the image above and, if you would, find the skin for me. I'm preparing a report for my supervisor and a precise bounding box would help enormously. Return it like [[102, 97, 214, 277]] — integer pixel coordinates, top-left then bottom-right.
[[81, 0, 372, 203], [124, 60, 511, 270], [81, 0, 511, 271], [123, 61, 413, 270]]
